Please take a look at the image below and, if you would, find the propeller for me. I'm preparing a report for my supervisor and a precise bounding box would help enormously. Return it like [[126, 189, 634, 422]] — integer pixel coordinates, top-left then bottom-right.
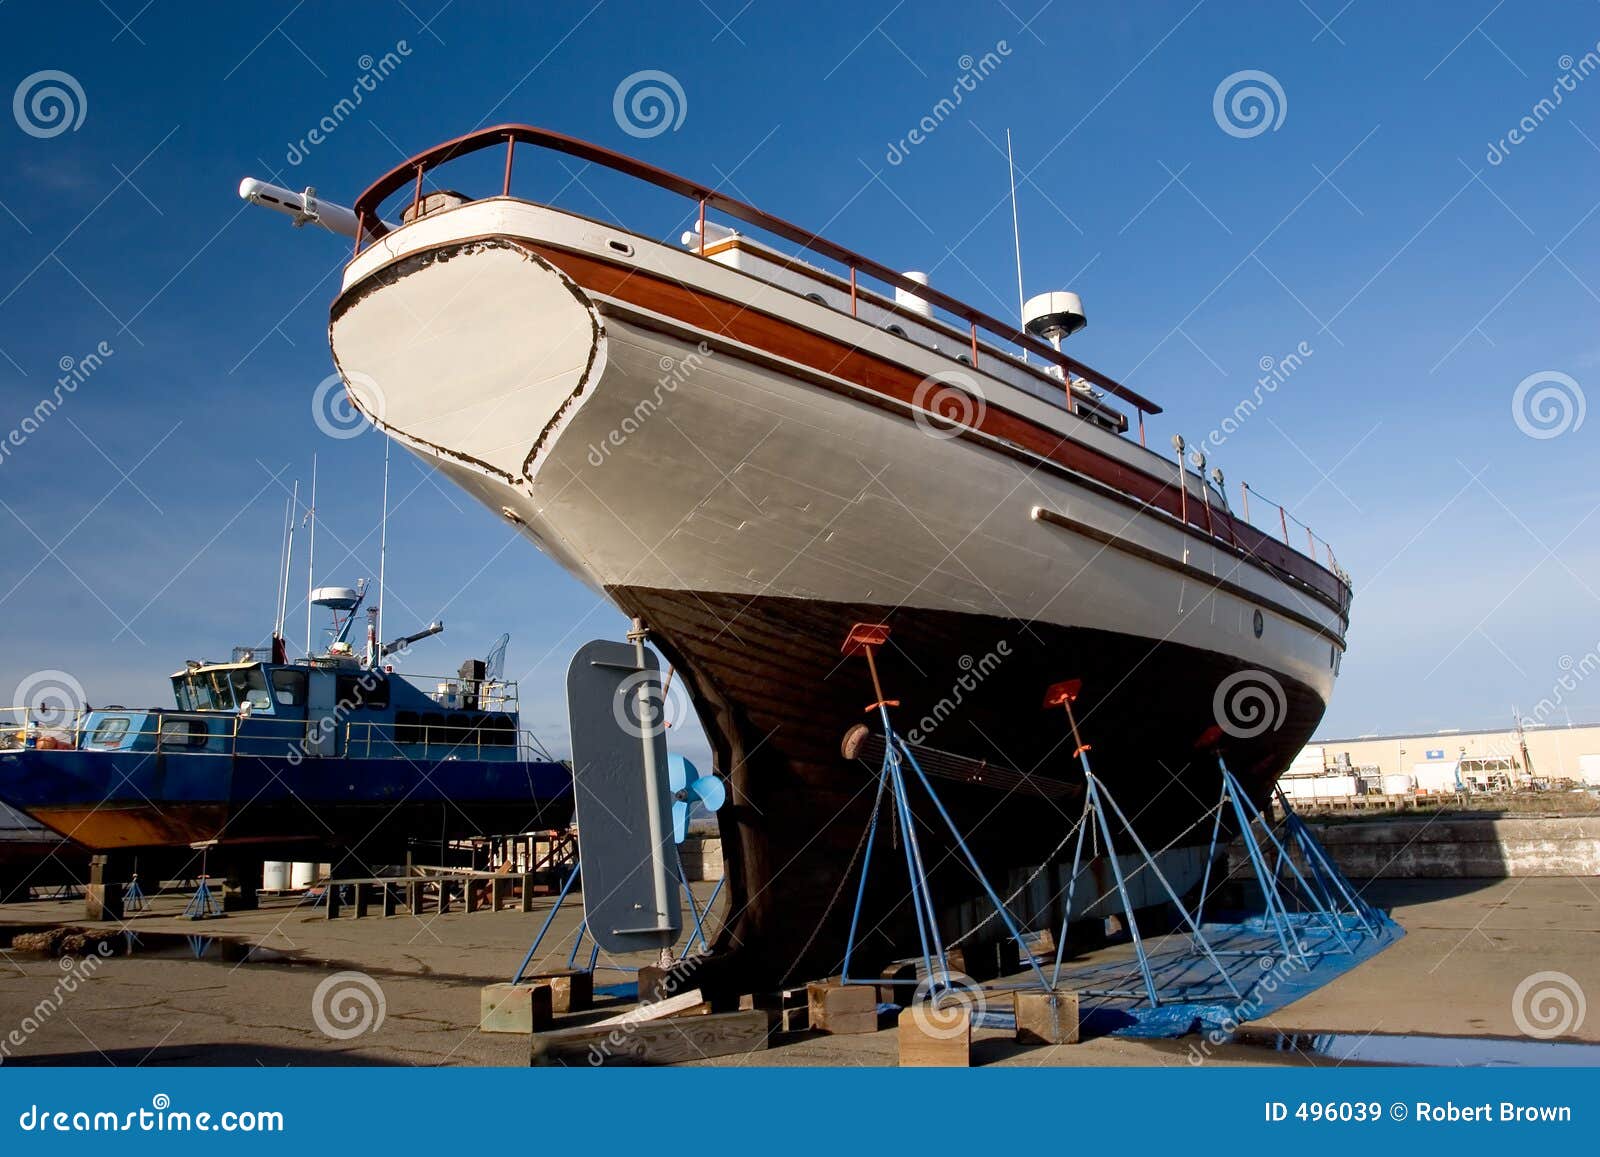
[[668, 753, 726, 844]]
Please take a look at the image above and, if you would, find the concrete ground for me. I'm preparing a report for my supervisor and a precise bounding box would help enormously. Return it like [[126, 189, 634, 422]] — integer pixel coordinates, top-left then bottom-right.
[[0, 876, 1594, 1067]]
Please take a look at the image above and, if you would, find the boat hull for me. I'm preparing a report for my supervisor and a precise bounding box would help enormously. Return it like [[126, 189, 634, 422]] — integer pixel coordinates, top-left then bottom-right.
[[328, 200, 1349, 989], [0, 748, 573, 858]]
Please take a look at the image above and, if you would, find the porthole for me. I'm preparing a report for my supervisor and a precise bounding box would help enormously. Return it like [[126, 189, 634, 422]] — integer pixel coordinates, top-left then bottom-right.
[[956, 353, 972, 365], [884, 323, 907, 338], [1252, 609, 1264, 638], [607, 238, 634, 256], [1330, 642, 1337, 668], [804, 292, 827, 305]]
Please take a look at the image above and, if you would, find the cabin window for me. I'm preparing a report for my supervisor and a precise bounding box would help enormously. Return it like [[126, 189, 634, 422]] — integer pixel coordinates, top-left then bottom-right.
[[804, 292, 827, 306], [394, 710, 421, 746], [90, 718, 130, 746], [271, 668, 307, 707], [336, 673, 390, 711], [884, 323, 907, 337], [159, 717, 211, 750], [226, 667, 272, 710]]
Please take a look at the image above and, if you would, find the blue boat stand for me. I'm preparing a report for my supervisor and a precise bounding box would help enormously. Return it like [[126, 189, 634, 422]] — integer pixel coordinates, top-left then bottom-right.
[[508, 859, 725, 986]]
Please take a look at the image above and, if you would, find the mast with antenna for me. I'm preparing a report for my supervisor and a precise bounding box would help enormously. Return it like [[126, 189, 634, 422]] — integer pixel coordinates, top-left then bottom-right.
[[1007, 128, 1026, 364], [376, 439, 390, 666], [305, 455, 318, 658]]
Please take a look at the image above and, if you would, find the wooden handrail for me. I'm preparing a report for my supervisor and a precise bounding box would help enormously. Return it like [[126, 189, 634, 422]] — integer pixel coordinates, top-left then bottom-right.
[[350, 123, 1163, 416]]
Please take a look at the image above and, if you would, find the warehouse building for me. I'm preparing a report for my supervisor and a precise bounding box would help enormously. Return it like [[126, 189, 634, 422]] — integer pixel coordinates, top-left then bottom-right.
[[1286, 719, 1600, 799]]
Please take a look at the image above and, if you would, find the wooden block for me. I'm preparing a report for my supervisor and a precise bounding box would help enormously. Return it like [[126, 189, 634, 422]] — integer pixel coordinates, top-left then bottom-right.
[[749, 989, 809, 1032], [524, 968, 593, 1014], [531, 1010, 769, 1066], [84, 883, 123, 922], [382, 884, 399, 917], [807, 979, 878, 1035], [480, 982, 554, 1034], [323, 885, 340, 919], [491, 875, 512, 911], [354, 882, 371, 919], [437, 881, 451, 915], [1014, 988, 1079, 1045], [520, 873, 535, 913], [637, 963, 699, 1006], [898, 1003, 971, 1067]]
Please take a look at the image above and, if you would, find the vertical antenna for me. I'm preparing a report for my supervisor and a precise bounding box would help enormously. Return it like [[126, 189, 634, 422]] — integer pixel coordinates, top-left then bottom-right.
[[273, 492, 292, 640], [376, 439, 390, 660], [1007, 128, 1027, 364], [305, 454, 318, 658], [280, 481, 299, 646]]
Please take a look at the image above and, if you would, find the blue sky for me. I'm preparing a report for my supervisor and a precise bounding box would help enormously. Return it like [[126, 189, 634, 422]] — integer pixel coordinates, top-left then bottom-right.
[[1, 0, 1598, 759]]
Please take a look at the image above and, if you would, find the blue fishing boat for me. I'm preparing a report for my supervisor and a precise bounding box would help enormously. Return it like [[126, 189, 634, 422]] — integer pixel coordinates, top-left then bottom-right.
[[0, 580, 572, 860]]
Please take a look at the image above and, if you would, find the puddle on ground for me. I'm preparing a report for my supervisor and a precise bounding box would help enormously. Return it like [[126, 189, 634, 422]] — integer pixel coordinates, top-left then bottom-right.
[[117, 931, 295, 964], [1232, 1029, 1600, 1067]]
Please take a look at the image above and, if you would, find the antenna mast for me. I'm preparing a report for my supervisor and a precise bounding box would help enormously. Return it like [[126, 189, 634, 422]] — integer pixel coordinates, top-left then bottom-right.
[[1007, 128, 1027, 364], [305, 455, 318, 658], [376, 439, 390, 662]]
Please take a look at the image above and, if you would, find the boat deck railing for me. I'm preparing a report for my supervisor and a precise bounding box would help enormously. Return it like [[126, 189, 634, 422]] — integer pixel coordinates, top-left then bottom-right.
[[0, 707, 557, 764], [347, 124, 1348, 598]]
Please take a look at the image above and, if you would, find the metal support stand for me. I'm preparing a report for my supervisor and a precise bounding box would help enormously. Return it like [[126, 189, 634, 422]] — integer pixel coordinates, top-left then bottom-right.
[[509, 856, 723, 985], [123, 873, 148, 914], [839, 623, 1051, 998], [1045, 680, 1242, 1006], [183, 876, 222, 920]]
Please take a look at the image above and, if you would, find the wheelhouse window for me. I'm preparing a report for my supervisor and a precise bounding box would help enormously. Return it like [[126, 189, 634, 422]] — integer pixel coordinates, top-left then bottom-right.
[[227, 667, 272, 710], [271, 668, 308, 708]]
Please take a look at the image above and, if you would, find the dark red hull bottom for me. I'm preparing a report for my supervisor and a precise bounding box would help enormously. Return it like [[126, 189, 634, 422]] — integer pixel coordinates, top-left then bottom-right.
[[610, 587, 1327, 992]]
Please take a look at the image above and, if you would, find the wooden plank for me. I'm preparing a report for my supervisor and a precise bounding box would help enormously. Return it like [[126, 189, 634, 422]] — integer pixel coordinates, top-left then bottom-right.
[[531, 1010, 769, 1067], [591, 988, 705, 1026]]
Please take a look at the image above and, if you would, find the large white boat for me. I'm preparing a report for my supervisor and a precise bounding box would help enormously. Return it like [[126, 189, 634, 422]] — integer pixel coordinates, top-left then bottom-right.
[[319, 125, 1351, 989]]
